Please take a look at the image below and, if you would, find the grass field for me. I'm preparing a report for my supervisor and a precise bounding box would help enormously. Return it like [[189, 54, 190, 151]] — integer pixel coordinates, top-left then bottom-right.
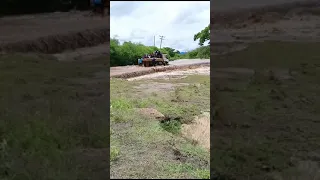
[[110, 75, 210, 179], [211, 41, 320, 180], [0, 54, 108, 180]]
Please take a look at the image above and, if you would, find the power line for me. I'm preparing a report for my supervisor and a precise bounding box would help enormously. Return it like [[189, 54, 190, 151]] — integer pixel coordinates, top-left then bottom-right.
[[159, 35, 165, 49]]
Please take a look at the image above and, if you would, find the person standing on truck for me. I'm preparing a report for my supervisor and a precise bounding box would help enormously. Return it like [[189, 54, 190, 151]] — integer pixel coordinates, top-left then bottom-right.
[[152, 58, 156, 66], [158, 51, 162, 58], [138, 58, 143, 66]]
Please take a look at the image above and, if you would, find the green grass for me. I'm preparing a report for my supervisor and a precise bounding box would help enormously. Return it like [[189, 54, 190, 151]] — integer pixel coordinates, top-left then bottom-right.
[[212, 41, 320, 180], [110, 146, 120, 161], [0, 54, 108, 180], [160, 119, 182, 134], [110, 75, 210, 179]]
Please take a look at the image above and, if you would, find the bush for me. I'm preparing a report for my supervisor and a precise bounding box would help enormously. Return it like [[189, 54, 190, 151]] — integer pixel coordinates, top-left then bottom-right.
[[110, 34, 210, 66], [110, 38, 183, 66], [176, 45, 210, 60]]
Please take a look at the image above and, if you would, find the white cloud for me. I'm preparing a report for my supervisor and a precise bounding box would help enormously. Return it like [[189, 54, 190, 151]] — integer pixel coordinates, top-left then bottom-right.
[[110, 1, 210, 52]]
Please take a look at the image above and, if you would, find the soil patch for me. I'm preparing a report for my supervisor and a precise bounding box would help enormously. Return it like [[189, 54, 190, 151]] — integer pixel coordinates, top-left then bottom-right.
[[181, 112, 210, 151], [134, 82, 189, 94], [135, 108, 166, 121]]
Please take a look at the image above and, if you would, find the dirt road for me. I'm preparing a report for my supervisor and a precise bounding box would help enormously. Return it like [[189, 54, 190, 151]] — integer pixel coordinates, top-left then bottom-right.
[[110, 59, 210, 78]]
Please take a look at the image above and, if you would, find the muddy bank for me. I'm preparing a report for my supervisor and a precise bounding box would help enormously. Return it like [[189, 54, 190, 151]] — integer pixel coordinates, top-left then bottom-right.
[[0, 11, 109, 54], [0, 27, 109, 54], [110, 62, 210, 79], [212, 3, 320, 55], [212, 1, 320, 28], [212, 14, 320, 55], [53, 43, 109, 61], [128, 66, 210, 81]]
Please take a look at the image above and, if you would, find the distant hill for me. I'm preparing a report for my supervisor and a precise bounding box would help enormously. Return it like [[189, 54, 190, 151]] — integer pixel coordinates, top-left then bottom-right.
[[179, 52, 187, 55]]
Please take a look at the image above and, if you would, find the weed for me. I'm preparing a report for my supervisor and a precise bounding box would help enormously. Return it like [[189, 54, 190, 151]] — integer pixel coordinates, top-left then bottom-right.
[[194, 169, 210, 179], [110, 146, 120, 162], [160, 119, 182, 134]]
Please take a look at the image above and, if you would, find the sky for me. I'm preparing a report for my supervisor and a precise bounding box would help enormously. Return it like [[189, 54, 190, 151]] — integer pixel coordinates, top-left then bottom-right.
[[110, 1, 210, 52]]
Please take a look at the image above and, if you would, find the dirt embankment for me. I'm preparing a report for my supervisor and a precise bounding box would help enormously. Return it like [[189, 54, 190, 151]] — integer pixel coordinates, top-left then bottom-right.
[[110, 62, 210, 79], [0, 11, 109, 54], [0, 28, 109, 54], [127, 66, 210, 81], [211, 1, 320, 55], [212, 1, 320, 28]]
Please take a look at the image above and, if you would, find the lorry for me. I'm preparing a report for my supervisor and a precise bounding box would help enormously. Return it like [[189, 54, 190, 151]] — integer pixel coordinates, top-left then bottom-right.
[[139, 54, 169, 67]]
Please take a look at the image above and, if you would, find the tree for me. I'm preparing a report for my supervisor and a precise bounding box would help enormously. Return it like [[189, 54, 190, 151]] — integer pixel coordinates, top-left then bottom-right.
[[163, 47, 176, 58], [193, 24, 210, 46]]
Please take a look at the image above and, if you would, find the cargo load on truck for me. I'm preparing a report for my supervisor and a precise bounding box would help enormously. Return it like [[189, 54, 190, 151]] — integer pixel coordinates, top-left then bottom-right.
[[138, 50, 169, 67]]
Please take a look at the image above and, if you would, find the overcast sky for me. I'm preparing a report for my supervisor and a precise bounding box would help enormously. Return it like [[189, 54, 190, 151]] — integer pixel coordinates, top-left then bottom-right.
[[110, 1, 210, 52]]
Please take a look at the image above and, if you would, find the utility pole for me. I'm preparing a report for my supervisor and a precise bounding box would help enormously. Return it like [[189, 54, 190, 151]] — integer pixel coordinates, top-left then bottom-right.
[[159, 35, 165, 49], [154, 36, 155, 47]]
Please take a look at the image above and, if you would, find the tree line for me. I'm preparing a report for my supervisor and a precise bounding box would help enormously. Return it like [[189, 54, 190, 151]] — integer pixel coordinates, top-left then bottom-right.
[[183, 24, 210, 59], [110, 24, 210, 67], [110, 39, 182, 66]]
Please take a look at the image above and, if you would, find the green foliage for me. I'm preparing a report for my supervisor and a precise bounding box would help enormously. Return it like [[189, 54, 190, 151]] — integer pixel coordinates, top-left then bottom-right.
[[194, 25, 210, 46], [110, 146, 120, 161], [111, 24, 211, 66], [175, 25, 210, 60], [163, 47, 178, 58], [110, 38, 182, 66], [160, 120, 182, 134], [176, 45, 210, 60]]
